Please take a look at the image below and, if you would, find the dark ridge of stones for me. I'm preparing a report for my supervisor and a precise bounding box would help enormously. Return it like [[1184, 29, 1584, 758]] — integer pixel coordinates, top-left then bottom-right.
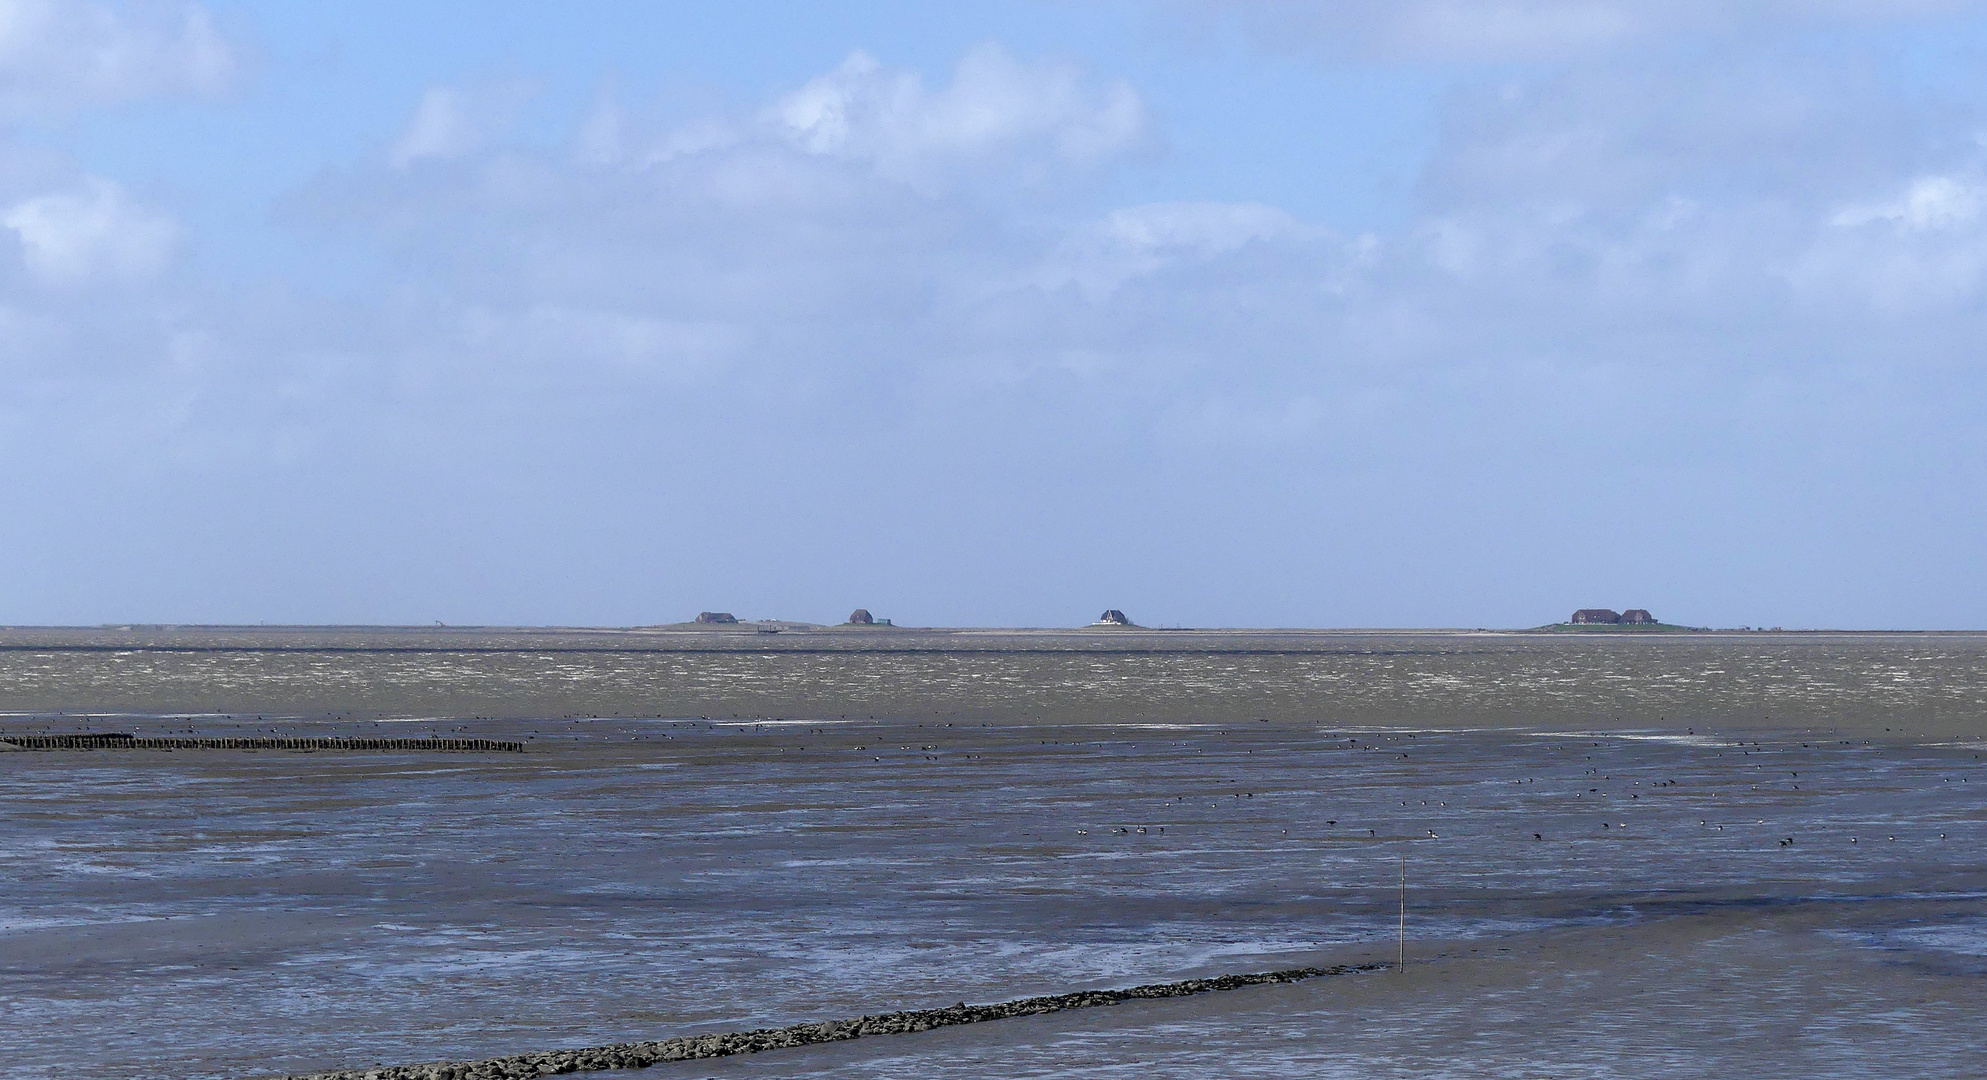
[[267, 963, 1383, 1080], [0, 734, 523, 752]]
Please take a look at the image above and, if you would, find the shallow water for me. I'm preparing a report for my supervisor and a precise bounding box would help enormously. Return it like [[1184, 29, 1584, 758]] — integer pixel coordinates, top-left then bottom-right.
[[3, 702, 1984, 1079]]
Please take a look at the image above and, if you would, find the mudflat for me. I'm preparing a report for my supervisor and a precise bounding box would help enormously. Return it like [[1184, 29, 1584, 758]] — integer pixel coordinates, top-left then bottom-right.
[[0, 625, 1983, 738], [0, 628, 1981, 1079]]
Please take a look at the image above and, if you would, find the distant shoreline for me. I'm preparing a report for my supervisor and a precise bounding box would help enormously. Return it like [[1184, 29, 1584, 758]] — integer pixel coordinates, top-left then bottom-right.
[[0, 623, 1976, 636]]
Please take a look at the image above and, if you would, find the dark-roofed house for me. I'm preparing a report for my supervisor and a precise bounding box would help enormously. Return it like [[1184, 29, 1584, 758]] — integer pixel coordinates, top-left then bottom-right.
[[847, 609, 874, 625], [1620, 609, 1657, 624], [1571, 608, 1621, 624], [694, 611, 738, 624], [1093, 609, 1133, 626]]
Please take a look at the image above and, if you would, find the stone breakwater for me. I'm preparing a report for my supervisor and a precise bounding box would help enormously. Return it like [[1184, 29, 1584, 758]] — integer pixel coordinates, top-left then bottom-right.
[[271, 963, 1384, 1080], [0, 733, 523, 752]]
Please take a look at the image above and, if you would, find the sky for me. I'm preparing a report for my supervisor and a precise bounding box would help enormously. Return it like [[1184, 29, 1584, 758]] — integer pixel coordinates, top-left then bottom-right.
[[2, 0, 1986, 629]]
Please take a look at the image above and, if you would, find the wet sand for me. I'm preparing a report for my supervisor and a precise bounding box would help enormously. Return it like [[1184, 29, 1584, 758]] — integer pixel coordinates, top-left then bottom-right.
[[0, 629, 1982, 1078]]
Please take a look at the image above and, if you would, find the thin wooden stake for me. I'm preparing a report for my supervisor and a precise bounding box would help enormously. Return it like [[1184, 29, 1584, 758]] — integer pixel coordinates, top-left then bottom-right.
[[1397, 852, 1407, 972]]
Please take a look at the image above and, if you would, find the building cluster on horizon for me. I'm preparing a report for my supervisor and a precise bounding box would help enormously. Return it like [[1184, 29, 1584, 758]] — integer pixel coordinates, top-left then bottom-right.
[[1092, 609, 1133, 626], [1571, 608, 1656, 625]]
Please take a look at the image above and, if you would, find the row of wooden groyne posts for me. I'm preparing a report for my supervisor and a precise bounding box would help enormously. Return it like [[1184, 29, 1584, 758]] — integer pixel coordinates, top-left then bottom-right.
[[0, 733, 525, 752]]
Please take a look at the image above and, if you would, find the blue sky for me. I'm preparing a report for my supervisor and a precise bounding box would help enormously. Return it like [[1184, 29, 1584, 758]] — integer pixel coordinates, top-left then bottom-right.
[[2, 1, 1986, 628]]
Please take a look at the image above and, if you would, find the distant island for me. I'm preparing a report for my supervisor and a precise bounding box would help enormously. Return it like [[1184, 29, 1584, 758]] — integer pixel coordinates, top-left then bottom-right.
[[1536, 608, 1702, 632]]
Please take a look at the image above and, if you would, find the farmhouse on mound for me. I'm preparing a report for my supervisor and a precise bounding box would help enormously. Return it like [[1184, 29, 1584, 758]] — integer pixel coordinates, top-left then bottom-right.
[[847, 608, 874, 625], [1093, 609, 1133, 626], [694, 611, 738, 624], [1570, 608, 1659, 625]]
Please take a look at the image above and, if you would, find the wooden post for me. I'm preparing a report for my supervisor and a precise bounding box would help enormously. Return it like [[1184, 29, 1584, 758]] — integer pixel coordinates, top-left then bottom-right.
[[1398, 852, 1407, 973]]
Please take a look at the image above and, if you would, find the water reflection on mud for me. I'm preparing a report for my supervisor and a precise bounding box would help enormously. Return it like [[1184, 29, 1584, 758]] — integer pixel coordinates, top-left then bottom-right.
[[3, 708, 1983, 1079]]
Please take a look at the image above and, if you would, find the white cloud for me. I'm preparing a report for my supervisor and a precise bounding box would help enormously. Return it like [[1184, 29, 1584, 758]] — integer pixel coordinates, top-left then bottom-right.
[[573, 97, 627, 166], [768, 44, 1145, 182], [450, 305, 751, 381], [1033, 201, 1313, 297], [0, 0, 236, 115], [390, 82, 536, 168], [391, 87, 480, 167], [1790, 174, 1987, 309], [637, 118, 739, 167], [1831, 174, 1985, 231], [2, 176, 177, 284], [1104, 201, 1299, 253]]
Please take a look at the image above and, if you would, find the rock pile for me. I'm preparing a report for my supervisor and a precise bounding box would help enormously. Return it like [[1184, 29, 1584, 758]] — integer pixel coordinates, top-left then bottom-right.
[[270, 962, 1381, 1080]]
